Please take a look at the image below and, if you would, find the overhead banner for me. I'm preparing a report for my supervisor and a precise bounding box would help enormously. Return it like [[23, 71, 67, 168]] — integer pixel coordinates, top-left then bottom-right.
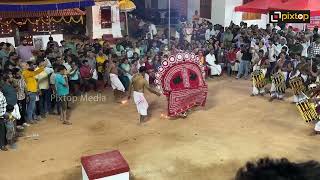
[[307, 16, 320, 29]]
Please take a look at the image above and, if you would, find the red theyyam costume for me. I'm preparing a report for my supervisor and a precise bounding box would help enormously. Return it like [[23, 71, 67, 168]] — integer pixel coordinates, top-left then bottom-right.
[[155, 52, 208, 117]]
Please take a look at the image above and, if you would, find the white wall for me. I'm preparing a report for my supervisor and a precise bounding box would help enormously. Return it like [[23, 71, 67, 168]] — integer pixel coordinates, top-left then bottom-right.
[[224, 0, 242, 26], [86, 1, 122, 39], [211, 0, 226, 26], [158, 0, 168, 9], [187, 0, 268, 28], [187, 0, 200, 21], [224, 0, 268, 28], [33, 34, 63, 50]]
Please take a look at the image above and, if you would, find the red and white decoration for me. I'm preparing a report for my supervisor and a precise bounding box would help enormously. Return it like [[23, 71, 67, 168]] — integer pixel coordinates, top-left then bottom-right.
[[81, 150, 130, 180], [155, 52, 208, 117]]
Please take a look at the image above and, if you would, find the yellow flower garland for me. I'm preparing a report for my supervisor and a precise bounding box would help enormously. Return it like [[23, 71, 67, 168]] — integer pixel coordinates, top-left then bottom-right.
[[0, 16, 83, 25]]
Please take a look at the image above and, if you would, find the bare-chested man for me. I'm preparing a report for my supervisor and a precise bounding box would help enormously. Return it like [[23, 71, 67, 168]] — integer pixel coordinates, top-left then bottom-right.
[[128, 66, 161, 123], [107, 59, 125, 102]]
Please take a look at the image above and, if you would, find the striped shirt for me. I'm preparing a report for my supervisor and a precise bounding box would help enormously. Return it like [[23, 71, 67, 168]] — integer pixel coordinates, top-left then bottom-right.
[[0, 92, 7, 116]]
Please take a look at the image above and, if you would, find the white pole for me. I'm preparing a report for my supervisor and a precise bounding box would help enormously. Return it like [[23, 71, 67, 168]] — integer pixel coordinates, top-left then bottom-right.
[[168, 0, 171, 48], [125, 11, 129, 36]]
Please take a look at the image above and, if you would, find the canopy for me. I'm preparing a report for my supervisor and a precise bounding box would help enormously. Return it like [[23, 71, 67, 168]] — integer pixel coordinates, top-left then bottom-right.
[[118, 0, 136, 12], [235, 0, 287, 14], [269, 0, 320, 16], [0, 0, 94, 11]]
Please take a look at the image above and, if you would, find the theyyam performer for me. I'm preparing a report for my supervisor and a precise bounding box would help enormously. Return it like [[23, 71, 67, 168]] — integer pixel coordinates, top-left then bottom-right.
[[155, 52, 208, 118], [128, 67, 161, 123]]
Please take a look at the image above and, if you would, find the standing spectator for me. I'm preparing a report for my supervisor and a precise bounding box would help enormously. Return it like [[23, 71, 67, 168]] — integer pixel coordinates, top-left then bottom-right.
[[0, 43, 8, 69], [0, 91, 7, 151], [223, 28, 234, 49], [4, 52, 19, 70], [1, 74, 20, 121], [310, 35, 320, 58], [21, 61, 46, 124], [69, 61, 81, 96], [35, 59, 54, 118], [192, 10, 200, 23], [92, 39, 102, 54], [147, 22, 157, 40], [226, 46, 238, 76], [85, 51, 96, 70], [13, 68, 28, 127], [96, 49, 107, 81], [80, 60, 97, 92], [16, 38, 35, 62], [47, 37, 59, 48], [65, 38, 77, 55], [55, 66, 71, 125], [49, 64, 60, 115], [301, 36, 310, 57], [205, 25, 215, 41], [120, 58, 132, 81], [236, 45, 252, 79]]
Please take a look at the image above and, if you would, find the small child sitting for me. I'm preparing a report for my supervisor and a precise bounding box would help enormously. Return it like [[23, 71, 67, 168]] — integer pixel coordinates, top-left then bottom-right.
[[4, 105, 17, 149]]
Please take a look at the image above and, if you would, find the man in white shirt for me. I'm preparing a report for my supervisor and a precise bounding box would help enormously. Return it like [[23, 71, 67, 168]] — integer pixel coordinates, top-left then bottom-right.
[[205, 26, 215, 41], [147, 23, 157, 40], [301, 37, 310, 57], [36, 59, 54, 118], [275, 37, 288, 56], [206, 49, 222, 76], [266, 40, 277, 78]]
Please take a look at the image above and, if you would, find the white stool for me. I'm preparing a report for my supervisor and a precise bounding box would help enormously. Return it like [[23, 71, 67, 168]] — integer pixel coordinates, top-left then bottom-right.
[[81, 150, 130, 180]]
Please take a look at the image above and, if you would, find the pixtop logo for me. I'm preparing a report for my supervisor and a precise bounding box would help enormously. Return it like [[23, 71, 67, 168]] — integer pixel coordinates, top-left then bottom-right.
[[270, 10, 310, 23]]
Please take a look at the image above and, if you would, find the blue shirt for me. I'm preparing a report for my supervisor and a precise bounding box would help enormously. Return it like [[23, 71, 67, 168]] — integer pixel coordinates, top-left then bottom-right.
[[55, 74, 69, 96]]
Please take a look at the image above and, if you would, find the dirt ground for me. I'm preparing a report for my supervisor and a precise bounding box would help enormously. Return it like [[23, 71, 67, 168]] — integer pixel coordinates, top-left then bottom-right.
[[0, 77, 319, 180]]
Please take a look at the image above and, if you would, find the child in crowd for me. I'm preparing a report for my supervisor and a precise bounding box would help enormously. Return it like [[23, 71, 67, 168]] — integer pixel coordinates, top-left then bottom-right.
[[4, 105, 17, 149], [55, 65, 71, 125]]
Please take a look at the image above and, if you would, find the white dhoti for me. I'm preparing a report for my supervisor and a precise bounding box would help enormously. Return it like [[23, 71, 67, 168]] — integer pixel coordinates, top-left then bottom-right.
[[133, 91, 149, 116], [293, 92, 309, 103], [110, 73, 125, 92], [252, 69, 267, 95], [145, 73, 150, 84], [270, 71, 287, 98], [208, 64, 222, 76], [12, 104, 21, 120], [232, 62, 239, 72], [125, 73, 132, 81], [315, 121, 320, 132]]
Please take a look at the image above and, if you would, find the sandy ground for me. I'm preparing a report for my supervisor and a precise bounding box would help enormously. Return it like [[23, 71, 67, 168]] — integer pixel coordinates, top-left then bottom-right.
[[0, 77, 319, 180]]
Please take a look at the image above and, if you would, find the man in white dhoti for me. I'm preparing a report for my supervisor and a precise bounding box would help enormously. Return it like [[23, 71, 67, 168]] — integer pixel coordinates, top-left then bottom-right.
[[108, 60, 125, 102], [128, 67, 161, 124], [206, 49, 222, 76]]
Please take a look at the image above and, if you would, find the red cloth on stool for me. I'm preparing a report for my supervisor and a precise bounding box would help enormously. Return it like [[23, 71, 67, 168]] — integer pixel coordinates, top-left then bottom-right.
[[81, 150, 130, 180]]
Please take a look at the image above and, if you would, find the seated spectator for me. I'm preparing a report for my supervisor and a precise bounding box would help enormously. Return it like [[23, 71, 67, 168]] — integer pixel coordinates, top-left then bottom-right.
[[206, 49, 222, 77]]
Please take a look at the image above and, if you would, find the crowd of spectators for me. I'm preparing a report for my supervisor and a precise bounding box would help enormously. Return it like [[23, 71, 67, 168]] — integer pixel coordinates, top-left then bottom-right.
[[1, 11, 320, 151]]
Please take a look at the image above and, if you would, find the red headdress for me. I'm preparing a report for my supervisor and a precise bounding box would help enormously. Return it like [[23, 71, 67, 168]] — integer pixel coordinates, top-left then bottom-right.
[[155, 52, 208, 117]]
